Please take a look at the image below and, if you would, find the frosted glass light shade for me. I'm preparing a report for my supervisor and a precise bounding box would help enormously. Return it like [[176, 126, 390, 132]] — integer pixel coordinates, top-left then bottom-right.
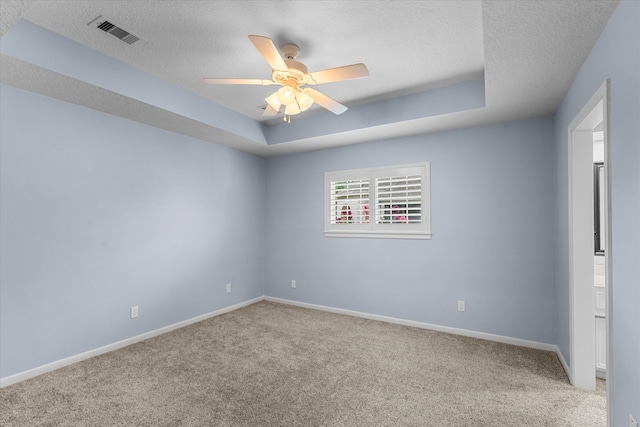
[[285, 101, 301, 115], [265, 92, 282, 111], [277, 86, 296, 105], [296, 89, 314, 112]]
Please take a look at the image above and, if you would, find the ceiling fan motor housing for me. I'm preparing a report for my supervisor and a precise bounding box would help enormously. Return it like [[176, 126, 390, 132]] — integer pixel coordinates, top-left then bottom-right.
[[273, 60, 310, 86]]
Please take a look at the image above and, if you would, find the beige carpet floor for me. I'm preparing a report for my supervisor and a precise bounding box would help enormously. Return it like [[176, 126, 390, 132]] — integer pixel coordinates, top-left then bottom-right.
[[1, 300, 605, 426]]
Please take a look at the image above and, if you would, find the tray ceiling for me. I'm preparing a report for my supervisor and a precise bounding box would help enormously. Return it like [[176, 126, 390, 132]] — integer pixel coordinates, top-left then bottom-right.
[[0, 1, 619, 156]]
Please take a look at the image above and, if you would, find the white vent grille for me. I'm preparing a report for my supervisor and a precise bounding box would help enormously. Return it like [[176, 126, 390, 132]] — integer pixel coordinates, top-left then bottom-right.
[[88, 16, 140, 45]]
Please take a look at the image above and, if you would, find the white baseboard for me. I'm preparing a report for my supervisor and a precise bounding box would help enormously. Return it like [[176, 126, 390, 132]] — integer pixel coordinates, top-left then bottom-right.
[[265, 296, 559, 353], [0, 296, 264, 388], [555, 346, 572, 382]]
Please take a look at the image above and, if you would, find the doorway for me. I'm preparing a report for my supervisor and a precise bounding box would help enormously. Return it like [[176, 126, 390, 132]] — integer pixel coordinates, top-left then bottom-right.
[[567, 81, 611, 420]]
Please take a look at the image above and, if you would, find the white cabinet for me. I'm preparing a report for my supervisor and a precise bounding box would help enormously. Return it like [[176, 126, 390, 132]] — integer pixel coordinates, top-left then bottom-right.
[[594, 257, 606, 377], [595, 316, 607, 373]]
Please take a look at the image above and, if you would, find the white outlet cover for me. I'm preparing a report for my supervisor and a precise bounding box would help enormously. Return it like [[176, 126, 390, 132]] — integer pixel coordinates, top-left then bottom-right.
[[130, 306, 138, 318], [226, 283, 231, 293], [631, 414, 638, 427]]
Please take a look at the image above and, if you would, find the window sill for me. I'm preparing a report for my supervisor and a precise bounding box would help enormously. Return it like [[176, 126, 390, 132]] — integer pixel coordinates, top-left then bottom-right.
[[324, 231, 432, 240]]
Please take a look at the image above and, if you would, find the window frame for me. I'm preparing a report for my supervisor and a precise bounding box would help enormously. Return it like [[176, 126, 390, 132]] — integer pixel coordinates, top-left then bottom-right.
[[324, 162, 431, 239]]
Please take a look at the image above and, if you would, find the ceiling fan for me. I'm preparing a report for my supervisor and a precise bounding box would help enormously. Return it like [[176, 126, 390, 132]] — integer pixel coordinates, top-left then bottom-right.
[[204, 35, 369, 122]]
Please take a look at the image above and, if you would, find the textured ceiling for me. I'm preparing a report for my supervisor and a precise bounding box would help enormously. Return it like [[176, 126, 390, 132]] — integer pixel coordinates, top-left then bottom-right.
[[0, 1, 619, 156]]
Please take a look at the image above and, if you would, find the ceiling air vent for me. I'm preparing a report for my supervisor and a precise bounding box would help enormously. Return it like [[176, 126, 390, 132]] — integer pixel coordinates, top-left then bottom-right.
[[88, 15, 140, 45]]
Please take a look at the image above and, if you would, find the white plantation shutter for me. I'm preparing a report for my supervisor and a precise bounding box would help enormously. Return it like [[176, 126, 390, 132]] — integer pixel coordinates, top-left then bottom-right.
[[325, 163, 431, 239], [375, 175, 422, 224], [329, 179, 370, 224]]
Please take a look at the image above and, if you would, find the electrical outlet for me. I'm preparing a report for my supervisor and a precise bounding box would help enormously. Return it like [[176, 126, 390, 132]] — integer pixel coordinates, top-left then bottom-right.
[[226, 283, 231, 293], [457, 300, 465, 312], [630, 414, 638, 427], [291, 279, 296, 289], [130, 306, 138, 318]]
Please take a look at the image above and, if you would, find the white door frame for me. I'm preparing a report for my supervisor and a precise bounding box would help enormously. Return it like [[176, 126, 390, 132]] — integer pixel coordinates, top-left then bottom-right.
[[567, 80, 611, 423]]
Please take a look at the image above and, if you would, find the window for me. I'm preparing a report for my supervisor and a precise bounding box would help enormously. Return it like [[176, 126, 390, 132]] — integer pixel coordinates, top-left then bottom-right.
[[325, 163, 431, 239]]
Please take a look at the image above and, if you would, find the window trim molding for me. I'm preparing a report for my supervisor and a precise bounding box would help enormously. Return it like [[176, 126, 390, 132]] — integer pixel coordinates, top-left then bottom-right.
[[324, 162, 431, 240]]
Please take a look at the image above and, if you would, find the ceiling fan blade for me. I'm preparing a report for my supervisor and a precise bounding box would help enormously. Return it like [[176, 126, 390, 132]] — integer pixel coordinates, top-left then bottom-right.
[[263, 105, 279, 116], [203, 78, 274, 85], [248, 35, 288, 71], [304, 88, 348, 115], [308, 63, 369, 84]]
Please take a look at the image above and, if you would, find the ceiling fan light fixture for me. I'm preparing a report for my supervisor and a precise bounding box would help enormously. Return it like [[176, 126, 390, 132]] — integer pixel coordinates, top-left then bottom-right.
[[277, 86, 296, 105]]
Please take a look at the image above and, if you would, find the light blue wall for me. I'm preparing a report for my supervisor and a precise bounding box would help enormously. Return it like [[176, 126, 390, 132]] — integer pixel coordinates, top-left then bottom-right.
[[265, 116, 556, 344], [0, 85, 266, 378], [553, 1, 640, 424]]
